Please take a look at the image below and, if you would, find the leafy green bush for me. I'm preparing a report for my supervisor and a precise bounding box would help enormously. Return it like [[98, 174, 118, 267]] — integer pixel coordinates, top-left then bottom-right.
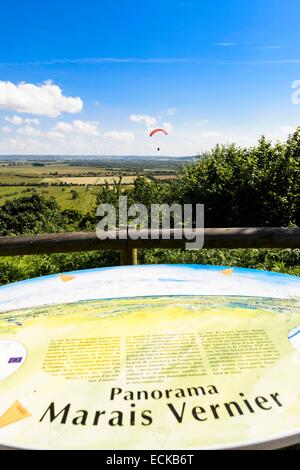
[[141, 248, 300, 276], [0, 194, 66, 235], [174, 133, 299, 227], [0, 251, 119, 285], [0, 248, 299, 286]]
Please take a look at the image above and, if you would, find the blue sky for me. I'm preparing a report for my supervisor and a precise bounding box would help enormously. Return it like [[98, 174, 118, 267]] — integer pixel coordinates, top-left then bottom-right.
[[0, 0, 300, 155]]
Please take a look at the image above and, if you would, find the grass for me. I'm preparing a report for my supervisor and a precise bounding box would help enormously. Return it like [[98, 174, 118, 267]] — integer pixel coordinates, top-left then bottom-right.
[[0, 185, 99, 212], [0, 175, 43, 184]]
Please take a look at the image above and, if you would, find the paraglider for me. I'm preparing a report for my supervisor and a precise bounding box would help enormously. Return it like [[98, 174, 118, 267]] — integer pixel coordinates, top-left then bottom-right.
[[149, 128, 168, 152], [149, 128, 168, 138]]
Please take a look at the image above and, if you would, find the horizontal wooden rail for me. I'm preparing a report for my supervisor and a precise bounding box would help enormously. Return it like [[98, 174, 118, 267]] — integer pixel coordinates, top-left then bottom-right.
[[0, 228, 299, 262]]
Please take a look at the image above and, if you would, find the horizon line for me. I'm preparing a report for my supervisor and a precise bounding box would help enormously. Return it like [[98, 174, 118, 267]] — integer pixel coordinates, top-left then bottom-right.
[[0, 154, 196, 158]]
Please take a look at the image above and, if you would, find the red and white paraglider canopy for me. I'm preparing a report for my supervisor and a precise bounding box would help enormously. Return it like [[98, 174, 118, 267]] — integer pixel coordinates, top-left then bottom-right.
[[149, 128, 168, 138]]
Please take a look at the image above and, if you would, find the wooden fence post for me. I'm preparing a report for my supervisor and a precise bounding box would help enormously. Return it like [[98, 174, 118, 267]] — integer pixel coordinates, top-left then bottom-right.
[[119, 225, 138, 266], [120, 248, 138, 266]]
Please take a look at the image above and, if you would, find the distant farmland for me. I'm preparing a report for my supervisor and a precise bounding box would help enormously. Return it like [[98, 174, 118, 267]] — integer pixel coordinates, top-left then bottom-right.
[[0, 185, 99, 212], [57, 176, 139, 185], [0, 158, 181, 213]]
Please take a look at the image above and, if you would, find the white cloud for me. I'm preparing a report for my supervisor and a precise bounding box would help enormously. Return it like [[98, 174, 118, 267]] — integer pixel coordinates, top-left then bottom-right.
[[190, 129, 254, 150], [5, 115, 23, 125], [219, 59, 300, 65], [164, 107, 177, 116], [280, 126, 294, 135], [53, 121, 73, 132], [2, 138, 41, 153], [45, 131, 65, 140], [5, 115, 40, 125], [1, 57, 196, 66], [199, 131, 224, 138], [1, 126, 12, 133], [162, 121, 174, 133], [104, 131, 135, 143], [214, 42, 237, 46], [257, 45, 283, 50], [4, 55, 300, 68], [129, 114, 157, 127], [0, 135, 103, 155], [53, 120, 100, 136], [0, 81, 83, 117], [17, 126, 41, 137], [183, 119, 209, 127]]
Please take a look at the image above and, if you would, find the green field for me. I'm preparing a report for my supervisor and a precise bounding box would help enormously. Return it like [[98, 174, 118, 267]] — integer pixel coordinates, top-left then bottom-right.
[[0, 185, 100, 212], [0, 163, 140, 213], [0, 161, 173, 212]]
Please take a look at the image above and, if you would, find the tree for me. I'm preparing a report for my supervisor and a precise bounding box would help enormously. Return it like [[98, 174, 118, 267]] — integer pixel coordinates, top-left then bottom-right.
[[70, 189, 79, 200], [173, 129, 300, 227], [0, 194, 66, 235]]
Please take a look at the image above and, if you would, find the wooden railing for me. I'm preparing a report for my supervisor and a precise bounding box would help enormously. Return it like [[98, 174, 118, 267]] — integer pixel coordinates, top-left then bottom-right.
[[0, 227, 299, 265]]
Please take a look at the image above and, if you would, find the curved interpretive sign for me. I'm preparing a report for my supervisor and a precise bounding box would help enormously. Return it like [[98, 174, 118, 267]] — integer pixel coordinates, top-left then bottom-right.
[[0, 264, 300, 449]]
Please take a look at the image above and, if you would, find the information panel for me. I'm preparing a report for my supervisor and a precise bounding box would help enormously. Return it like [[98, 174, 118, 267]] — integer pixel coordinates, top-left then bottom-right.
[[0, 264, 300, 449]]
